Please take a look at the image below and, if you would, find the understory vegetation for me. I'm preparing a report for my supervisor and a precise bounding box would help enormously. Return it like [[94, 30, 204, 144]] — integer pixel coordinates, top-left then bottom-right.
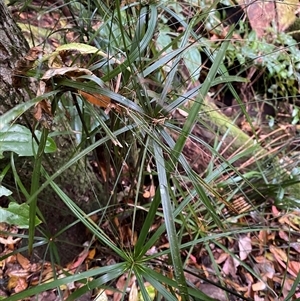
[[0, 0, 300, 300]]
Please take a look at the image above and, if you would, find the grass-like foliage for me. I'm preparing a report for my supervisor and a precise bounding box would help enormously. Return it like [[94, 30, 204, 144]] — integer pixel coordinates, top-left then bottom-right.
[[1, 0, 300, 300]]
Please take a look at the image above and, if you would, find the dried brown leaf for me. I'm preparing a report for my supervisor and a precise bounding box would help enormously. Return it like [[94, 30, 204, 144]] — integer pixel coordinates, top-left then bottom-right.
[[288, 261, 300, 275], [78, 90, 122, 114], [0, 236, 21, 246], [67, 248, 89, 272], [239, 235, 252, 261], [222, 255, 239, 278], [279, 213, 300, 231], [278, 230, 290, 242], [114, 274, 127, 301], [7, 275, 18, 291], [252, 281, 266, 291], [246, 0, 275, 38], [129, 280, 138, 301], [14, 276, 28, 293], [215, 252, 228, 264], [270, 245, 288, 262], [290, 242, 300, 253], [42, 67, 92, 81], [33, 99, 53, 128], [271, 205, 280, 217], [16, 253, 31, 270]]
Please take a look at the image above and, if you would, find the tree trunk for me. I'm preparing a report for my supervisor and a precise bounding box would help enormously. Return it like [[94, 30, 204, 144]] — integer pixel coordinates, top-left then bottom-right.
[[0, 0, 103, 265], [0, 0, 30, 111]]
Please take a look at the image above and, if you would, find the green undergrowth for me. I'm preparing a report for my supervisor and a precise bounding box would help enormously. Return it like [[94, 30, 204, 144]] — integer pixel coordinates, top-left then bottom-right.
[[1, 0, 300, 300]]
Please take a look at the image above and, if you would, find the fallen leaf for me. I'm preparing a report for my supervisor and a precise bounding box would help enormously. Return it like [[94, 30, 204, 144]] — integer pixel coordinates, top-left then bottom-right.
[[281, 277, 296, 299], [222, 255, 239, 278], [290, 213, 300, 227], [42, 67, 92, 81], [30, 291, 57, 301], [6, 268, 29, 278], [67, 247, 89, 272], [215, 252, 228, 264], [270, 245, 298, 278], [279, 213, 300, 231], [14, 276, 28, 293], [244, 272, 254, 284], [252, 281, 266, 291], [257, 230, 268, 254], [78, 90, 122, 113], [16, 253, 31, 270], [105, 289, 114, 296], [270, 245, 288, 262], [288, 261, 300, 275], [246, 0, 275, 38], [7, 275, 18, 291], [114, 274, 127, 301], [197, 283, 229, 301], [239, 235, 252, 260], [129, 280, 138, 301], [12, 47, 44, 88], [271, 205, 280, 217], [33, 99, 53, 128], [290, 242, 300, 253], [24, 47, 44, 62], [276, 0, 299, 31], [88, 248, 96, 260], [223, 278, 248, 292], [0, 236, 21, 246], [278, 230, 290, 242]]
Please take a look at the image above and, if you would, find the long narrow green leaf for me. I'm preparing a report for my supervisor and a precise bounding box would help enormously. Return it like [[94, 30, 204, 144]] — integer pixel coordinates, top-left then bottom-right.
[[285, 270, 300, 301], [10, 153, 30, 199], [56, 77, 144, 113], [134, 187, 162, 258], [5, 263, 127, 301], [100, 5, 157, 81], [28, 127, 48, 254], [26, 124, 138, 207], [159, 15, 194, 106], [138, 266, 218, 301], [66, 264, 128, 301], [163, 75, 246, 113], [129, 6, 149, 58], [41, 166, 128, 261], [135, 271, 153, 301], [159, 128, 224, 229], [153, 141, 188, 300], [172, 27, 234, 163], [143, 47, 187, 77]]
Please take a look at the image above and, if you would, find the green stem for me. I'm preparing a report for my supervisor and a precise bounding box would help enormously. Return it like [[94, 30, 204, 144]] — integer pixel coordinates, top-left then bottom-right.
[[28, 127, 48, 255]]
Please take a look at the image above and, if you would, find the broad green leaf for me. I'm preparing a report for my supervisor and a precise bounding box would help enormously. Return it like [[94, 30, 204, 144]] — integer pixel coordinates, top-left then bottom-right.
[[156, 28, 173, 72], [0, 185, 12, 197], [183, 46, 202, 82], [0, 124, 57, 158], [156, 27, 172, 53], [0, 202, 41, 229]]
